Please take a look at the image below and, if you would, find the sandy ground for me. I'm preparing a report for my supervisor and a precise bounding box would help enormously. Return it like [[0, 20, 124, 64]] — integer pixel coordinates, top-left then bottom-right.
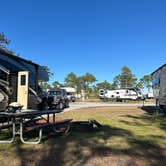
[[64, 101, 155, 112]]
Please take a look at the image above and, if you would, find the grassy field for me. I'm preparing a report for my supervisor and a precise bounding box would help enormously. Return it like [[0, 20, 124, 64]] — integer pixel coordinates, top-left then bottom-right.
[[0, 106, 166, 166]]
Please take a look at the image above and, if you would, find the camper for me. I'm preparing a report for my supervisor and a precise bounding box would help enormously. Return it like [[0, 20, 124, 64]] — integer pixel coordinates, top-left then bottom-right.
[[61, 87, 76, 102], [151, 64, 166, 110], [99, 87, 144, 101], [0, 48, 49, 111]]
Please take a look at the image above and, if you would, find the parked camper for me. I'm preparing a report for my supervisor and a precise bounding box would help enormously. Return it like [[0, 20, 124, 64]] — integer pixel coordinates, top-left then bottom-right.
[[61, 87, 77, 102], [99, 87, 144, 101], [0, 49, 49, 111], [152, 64, 166, 110], [147, 92, 154, 99]]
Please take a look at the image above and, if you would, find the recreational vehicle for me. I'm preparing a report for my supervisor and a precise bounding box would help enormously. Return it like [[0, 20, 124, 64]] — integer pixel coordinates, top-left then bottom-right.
[[61, 87, 76, 102], [99, 87, 144, 101], [0, 48, 49, 111], [152, 64, 166, 110]]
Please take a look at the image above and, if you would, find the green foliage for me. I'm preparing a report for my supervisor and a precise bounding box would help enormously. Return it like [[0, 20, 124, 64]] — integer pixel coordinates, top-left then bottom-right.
[[40, 82, 52, 91], [52, 81, 62, 89], [112, 75, 121, 89], [96, 80, 112, 90], [139, 75, 152, 92], [64, 72, 78, 88], [0, 32, 10, 50], [120, 66, 137, 88], [79, 73, 97, 92], [113, 66, 137, 88], [42, 66, 53, 79], [136, 81, 143, 89]]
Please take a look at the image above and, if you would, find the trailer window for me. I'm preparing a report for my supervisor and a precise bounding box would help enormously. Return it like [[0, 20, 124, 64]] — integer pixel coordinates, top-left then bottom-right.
[[152, 77, 160, 86], [67, 92, 72, 95], [21, 75, 26, 86]]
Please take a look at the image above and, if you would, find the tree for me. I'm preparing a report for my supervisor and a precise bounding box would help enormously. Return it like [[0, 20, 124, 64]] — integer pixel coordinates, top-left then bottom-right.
[[40, 82, 51, 91], [79, 73, 97, 90], [0, 32, 10, 50], [139, 75, 152, 93], [64, 72, 78, 88], [52, 81, 62, 89], [119, 66, 137, 88], [42, 66, 53, 79], [112, 75, 121, 89], [79, 73, 97, 99], [96, 80, 112, 90], [136, 81, 143, 89]]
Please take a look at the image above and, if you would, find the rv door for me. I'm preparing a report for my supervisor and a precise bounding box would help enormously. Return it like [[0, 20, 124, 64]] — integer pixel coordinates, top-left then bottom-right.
[[17, 71, 29, 110]]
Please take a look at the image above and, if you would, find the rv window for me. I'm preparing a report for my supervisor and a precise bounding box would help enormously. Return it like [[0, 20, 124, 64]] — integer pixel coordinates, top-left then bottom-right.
[[116, 92, 119, 94], [21, 75, 26, 86], [126, 90, 128, 93], [67, 92, 72, 95], [152, 77, 160, 86]]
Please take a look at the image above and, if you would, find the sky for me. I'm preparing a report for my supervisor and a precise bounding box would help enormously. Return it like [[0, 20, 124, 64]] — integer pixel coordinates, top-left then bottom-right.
[[0, 0, 166, 84]]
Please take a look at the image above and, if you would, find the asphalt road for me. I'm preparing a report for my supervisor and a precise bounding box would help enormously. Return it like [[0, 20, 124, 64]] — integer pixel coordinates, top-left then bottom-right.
[[64, 101, 155, 112]]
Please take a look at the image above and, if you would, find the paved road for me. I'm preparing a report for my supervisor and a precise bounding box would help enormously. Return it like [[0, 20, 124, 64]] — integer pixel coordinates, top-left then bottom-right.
[[64, 102, 155, 112]]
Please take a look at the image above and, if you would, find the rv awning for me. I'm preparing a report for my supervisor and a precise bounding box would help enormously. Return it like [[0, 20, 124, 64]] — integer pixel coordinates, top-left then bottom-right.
[[38, 66, 49, 82]]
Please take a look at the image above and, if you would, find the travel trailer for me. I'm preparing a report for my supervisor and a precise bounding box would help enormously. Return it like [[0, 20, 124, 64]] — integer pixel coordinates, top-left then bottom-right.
[[99, 87, 144, 101], [147, 92, 154, 99], [61, 87, 76, 102], [151, 64, 166, 110], [0, 48, 49, 111]]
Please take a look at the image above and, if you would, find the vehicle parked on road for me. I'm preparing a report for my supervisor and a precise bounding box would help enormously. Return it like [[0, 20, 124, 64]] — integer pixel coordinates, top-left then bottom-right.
[[47, 89, 69, 110]]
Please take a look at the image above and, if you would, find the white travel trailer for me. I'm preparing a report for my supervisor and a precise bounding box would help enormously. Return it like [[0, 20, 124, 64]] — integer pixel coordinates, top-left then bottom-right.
[[61, 87, 77, 102], [151, 64, 166, 110], [99, 87, 144, 101]]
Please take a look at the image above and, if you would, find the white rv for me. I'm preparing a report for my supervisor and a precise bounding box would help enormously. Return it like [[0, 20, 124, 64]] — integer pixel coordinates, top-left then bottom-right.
[[152, 64, 166, 110], [61, 87, 76, 102], [99, 87, 144, 101]]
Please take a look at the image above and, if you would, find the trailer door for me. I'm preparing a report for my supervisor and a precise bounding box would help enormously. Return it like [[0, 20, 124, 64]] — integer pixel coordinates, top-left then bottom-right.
[[17, 71, 29, 109]]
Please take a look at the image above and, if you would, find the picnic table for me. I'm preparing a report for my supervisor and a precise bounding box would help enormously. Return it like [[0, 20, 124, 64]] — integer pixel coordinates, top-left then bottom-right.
[[0, 110, 72, 144]]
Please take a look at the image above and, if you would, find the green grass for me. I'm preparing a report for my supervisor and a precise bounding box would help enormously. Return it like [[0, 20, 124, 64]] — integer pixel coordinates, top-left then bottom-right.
[[0, 106, 166, 166]]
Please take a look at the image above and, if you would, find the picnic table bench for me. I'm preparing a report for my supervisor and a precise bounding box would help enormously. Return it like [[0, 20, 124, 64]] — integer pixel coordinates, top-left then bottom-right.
[[0, 110, 72, 144]]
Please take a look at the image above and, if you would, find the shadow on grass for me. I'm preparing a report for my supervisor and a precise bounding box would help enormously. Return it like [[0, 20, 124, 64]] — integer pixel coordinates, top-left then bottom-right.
[[122, 106, 166, 132], [1, 110, 166, 166], [141, 106, 157, 115], [5, 123, 165, 166]]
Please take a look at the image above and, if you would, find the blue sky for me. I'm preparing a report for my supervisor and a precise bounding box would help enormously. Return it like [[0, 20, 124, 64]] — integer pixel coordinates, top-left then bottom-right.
[[1, 0, 166, 84]]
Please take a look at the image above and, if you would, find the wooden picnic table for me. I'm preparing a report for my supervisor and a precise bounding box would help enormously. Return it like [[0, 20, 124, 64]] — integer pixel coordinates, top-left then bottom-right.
[[0, 110, 72, 144]]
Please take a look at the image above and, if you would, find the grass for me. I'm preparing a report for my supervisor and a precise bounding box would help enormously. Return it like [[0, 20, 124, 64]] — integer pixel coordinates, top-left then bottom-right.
[[0, 106, 166, 166]]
